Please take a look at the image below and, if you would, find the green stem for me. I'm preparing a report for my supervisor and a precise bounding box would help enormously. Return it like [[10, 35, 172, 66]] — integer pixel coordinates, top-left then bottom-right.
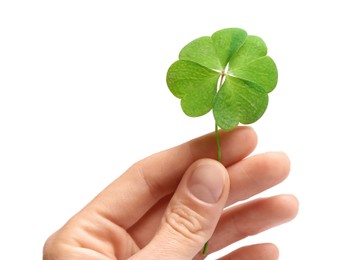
[[215, 123, 222, 163], [202, 72, 225, 256], [202, 241, 209, 256], [202, 123, 222, 256]]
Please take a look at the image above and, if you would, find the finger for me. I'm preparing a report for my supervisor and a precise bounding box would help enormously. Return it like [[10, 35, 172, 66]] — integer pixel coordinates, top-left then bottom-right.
[[219, 243, 279, 260], [129, 159, 230, 260], [87, 127, 256, 229], [205, 194, 299, 255], [226, 152, 290, 205], [128, 152, 290, 246]]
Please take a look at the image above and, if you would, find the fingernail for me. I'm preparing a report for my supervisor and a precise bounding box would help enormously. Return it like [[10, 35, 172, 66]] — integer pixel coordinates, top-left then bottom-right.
[[188, 163, 225, 204]]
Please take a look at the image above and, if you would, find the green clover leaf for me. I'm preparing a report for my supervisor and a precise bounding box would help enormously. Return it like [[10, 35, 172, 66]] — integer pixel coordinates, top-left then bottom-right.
[[166, 28, 278, 130]]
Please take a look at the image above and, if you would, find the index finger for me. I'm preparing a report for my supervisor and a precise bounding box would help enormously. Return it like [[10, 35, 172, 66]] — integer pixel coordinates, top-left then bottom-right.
[[86, 126, 257, 229]]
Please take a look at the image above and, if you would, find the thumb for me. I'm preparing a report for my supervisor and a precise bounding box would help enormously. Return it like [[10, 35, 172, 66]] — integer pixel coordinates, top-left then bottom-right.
[[132, 159, 230, 259]]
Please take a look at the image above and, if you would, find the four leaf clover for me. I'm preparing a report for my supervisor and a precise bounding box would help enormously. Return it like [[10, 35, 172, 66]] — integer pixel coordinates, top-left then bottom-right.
[[166, 28, 278, 130]]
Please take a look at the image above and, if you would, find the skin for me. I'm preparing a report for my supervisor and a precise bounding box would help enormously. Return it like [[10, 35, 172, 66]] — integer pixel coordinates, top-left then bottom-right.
[[43, 127, 298, 259]]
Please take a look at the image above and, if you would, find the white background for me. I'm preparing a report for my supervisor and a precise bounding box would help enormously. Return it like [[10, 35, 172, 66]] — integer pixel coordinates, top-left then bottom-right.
[[1, 1, 349, 259]]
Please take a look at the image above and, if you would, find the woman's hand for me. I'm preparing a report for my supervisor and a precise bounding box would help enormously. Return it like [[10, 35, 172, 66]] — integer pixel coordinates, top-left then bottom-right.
[[43, 127, 298, 259]]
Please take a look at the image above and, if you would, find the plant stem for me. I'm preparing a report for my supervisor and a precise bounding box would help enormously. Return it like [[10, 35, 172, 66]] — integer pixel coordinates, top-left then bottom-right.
[[215, 123, 222, 163], [202, 241, 209, 256], [215, 71, 224, 164], [202, 71, 225, 256], [202, 124, 223, 257]]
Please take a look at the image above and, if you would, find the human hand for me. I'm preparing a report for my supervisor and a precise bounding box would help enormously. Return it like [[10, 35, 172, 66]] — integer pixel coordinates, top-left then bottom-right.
[[43, 127, 298, 259]]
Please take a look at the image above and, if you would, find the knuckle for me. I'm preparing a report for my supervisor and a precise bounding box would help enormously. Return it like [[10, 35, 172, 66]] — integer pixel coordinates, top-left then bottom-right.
[[165, 204, 205, 242], [131, 162, 165, 200]]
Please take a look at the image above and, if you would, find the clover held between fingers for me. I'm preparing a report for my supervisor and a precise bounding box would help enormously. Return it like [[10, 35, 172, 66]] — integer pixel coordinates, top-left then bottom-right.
[[166, 28, 280, 255]]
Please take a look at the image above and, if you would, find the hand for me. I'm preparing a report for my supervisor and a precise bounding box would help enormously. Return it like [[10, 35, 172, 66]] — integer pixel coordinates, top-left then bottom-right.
[[43, 127, 298, 259]]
